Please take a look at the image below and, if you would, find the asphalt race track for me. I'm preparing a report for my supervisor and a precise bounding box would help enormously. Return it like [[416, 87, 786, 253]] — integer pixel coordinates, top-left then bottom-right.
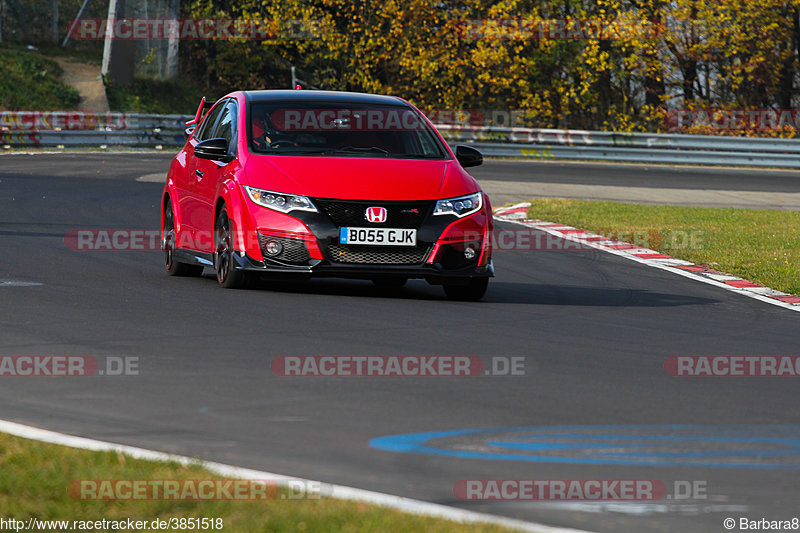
[[1, 153, 799, 533]]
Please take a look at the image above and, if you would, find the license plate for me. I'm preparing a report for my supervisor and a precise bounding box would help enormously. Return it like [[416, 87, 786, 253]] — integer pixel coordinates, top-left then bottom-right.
[[339, 227, 417, 246]]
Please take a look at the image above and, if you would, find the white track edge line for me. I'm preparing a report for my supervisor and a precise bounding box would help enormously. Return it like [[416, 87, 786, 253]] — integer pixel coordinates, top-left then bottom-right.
[[496, 213, 800, 313], [0, 419, 595, 533]]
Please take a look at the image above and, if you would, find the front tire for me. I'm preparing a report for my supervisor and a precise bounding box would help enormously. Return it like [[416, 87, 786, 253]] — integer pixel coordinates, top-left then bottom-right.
[[214, 206, 251, 289], [163, 203, 203, 277], [443, 278, 489, 301]]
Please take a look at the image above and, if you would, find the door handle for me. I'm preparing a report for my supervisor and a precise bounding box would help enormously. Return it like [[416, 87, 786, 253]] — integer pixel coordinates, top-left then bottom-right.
[[195, 170, 204, 179]]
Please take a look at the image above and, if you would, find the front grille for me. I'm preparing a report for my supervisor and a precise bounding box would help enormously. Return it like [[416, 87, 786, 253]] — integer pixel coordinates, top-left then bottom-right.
[[313, 199, 433, 229], [326, 244, 430, 265], [258, 233, 310, 264]]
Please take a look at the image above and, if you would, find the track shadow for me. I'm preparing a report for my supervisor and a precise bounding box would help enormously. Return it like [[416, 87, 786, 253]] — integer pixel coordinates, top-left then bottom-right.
[[245, 276, 444, 301], [216, 274, 718, 307], [484, 281, 717, 307]]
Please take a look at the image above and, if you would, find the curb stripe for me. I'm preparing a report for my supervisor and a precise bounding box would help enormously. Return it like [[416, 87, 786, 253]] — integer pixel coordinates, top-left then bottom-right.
[[632, 253, 672, 259], [495, 202, 800, 313], [723, 280, 762, 288]]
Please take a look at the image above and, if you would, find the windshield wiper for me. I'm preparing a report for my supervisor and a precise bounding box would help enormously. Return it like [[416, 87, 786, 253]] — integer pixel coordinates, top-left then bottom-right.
[[259, 148, 329, 155], [395, 153, 445, 159], [322, 146, 390, 156]]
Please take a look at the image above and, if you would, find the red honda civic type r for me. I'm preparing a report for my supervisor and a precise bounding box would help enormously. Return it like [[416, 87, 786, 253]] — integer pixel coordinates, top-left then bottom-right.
[[161, 90, 494, 300]]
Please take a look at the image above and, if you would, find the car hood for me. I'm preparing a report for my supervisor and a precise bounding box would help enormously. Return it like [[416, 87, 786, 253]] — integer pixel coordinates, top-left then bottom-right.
[[242, 155, 479, 201]]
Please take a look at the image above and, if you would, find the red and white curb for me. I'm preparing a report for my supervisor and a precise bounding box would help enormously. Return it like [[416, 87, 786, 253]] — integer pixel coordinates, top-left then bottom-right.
[[0, 419, 593, 533], [495, 202, 800, 313]]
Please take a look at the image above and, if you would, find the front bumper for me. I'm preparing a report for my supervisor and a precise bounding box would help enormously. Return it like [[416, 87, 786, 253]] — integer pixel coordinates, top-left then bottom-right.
[[237, 196, 494, 282], [233, 252, 494, 283]]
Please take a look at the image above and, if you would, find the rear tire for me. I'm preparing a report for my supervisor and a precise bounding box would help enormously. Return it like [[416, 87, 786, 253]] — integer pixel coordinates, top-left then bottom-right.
[[214, 206, 251, 289], [163, 203, 204, 277], [443, 278, 489, 301]]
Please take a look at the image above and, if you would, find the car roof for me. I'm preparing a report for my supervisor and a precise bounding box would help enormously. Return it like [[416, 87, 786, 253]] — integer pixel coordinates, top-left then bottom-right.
[[243, 90, 408, 106]]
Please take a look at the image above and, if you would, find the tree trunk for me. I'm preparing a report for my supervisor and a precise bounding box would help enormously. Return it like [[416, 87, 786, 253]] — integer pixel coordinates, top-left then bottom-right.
[[165, 0, 180, 79], [51, 0, 58, 43], [776, 7, 799, 109], [683, 60, 697, 102], [102, 0, 135, 86]]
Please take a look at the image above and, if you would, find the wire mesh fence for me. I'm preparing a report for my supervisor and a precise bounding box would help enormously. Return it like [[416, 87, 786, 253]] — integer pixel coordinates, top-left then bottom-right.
[[0, 0, 104, 45], [0, 0, 178, 80]]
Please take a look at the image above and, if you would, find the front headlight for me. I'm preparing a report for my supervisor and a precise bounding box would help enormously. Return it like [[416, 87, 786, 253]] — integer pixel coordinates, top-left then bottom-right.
[[433, 192, 482, 218], [244, 186, 318, 214]]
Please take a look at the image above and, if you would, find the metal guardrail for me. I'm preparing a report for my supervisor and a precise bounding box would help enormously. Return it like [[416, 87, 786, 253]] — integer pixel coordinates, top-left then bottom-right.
[[437, 125, 800, 168], [0, 111, 191, 131], [0, 112, 192, 149], [3, 111, 800, 168], [0, 129, 186, 148], [437, 125, 800, 153], [449, 141, 800, 169]]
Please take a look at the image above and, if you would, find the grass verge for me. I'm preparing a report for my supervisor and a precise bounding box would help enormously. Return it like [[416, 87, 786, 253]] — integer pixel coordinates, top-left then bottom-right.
[[0, 431, 513, 533], [525, 198, 800, 295], [0, 47, 80, 110]]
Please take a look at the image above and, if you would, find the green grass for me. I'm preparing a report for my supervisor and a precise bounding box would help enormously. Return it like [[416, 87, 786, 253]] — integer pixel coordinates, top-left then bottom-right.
[[0, 43, 210, 114], [105, 76, 212, 115], [0, 47, 80, 110], [0, 432, 513, 533], [525, 198, 800, 295], [0, 42, 103, 65]]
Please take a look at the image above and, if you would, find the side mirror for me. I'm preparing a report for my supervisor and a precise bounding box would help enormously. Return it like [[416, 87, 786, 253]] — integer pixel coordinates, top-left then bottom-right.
[[194, 138, 231, 162], [455, 145, 483, 168], [184, 127, 195, 142]]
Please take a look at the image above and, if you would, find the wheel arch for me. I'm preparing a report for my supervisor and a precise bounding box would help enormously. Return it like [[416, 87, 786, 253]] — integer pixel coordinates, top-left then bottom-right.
[[215, 181, 253, 254], [161, 181, 182, 240]]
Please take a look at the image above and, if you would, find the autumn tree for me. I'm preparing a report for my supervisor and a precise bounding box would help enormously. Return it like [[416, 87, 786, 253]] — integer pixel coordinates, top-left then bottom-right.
[[184, 0, 800, 134]]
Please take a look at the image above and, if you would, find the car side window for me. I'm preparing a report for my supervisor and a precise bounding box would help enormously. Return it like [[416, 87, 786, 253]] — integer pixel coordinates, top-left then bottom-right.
[[212, 101, 237, 147], [194, 101, 227, 142]]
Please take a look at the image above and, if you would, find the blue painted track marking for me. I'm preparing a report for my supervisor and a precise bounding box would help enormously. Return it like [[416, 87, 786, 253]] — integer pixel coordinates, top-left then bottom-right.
[[369, 425, 800, 469]]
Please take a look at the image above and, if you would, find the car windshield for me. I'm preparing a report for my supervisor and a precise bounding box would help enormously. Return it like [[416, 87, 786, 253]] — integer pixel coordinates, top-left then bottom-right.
[[248, 101, 448, 159]]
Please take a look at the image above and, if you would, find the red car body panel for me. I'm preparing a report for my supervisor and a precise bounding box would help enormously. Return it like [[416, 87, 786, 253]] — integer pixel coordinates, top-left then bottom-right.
[[239, 156, 478, 201]]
